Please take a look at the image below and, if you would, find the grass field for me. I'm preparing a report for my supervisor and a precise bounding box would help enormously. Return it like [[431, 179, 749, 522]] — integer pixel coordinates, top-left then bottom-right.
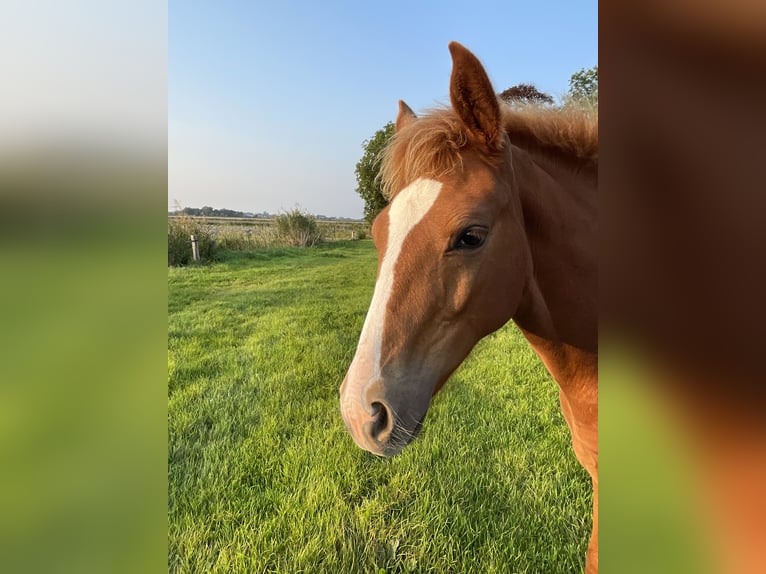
[[168, 241, 592, 573]]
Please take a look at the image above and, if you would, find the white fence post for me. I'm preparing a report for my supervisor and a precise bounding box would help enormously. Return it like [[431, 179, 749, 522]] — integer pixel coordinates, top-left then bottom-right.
[[190, 234, 200, 262]]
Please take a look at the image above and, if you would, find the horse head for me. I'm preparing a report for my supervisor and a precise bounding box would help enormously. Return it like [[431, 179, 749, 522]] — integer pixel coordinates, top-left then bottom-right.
[[339, 42, 531, 456]]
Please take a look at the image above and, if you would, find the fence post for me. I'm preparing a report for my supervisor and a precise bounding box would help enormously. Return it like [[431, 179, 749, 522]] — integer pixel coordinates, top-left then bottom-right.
[[190, 234, 200, 262]]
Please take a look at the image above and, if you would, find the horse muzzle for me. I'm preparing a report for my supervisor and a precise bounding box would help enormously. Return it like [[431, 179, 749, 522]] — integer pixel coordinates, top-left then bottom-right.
[[339, 375, 425, 456]]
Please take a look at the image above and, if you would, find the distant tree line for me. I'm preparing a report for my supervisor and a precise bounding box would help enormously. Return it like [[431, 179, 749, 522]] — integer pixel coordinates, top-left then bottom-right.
[[170, 206, 256, 218]]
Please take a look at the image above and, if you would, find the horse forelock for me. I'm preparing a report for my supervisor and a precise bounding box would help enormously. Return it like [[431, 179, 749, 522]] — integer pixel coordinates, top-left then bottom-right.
[[380, 108, 468, 201], [379, 103, 598, 200]]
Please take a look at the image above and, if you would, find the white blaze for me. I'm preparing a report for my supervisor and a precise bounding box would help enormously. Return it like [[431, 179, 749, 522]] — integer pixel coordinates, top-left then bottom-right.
[[344, 178, 442, 410]]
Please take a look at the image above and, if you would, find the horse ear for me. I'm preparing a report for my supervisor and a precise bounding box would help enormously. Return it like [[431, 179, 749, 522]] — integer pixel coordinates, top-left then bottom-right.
[[396, 100, 417, 132], [448, 41, 502, 150]]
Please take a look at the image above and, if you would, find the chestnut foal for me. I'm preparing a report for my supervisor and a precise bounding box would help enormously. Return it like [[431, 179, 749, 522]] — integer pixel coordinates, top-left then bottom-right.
[[340, 42, 598, 572]]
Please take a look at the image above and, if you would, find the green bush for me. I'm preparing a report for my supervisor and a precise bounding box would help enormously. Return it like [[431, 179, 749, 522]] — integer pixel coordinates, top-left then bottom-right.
[[168, 216, 217, 266], [274, 208, 321, 247]]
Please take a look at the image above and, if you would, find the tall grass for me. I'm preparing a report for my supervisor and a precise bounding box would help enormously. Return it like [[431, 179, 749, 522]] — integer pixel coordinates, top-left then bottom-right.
[[168, 242, 591, 573], [168, 212, 370, 266], [214, 225, 279, 251], [274, 207, 322, 247], [167, 214, 216, 266]]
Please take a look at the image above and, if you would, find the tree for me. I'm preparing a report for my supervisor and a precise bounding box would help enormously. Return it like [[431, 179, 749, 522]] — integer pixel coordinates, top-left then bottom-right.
[[567, 65, 598, 105], [499, 83, 554, 106], [355, 121, 395, 224]]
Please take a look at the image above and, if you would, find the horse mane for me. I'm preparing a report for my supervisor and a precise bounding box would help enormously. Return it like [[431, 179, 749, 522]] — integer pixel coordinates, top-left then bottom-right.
[[379, 103, 598, 199]]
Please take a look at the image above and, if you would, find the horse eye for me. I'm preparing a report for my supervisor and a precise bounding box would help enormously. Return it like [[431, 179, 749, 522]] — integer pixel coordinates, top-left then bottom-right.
[[454, 227, 488, 250]]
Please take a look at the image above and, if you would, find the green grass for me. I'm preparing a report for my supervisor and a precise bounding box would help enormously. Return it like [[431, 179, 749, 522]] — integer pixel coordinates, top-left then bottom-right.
[[168, 241, 591, 573]]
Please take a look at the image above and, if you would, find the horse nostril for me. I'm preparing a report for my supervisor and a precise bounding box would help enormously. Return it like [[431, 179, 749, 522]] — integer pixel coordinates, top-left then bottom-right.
[[369, 401, 393, 444]]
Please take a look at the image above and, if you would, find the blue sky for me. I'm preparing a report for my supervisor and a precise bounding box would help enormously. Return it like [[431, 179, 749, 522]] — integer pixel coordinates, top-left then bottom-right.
[[169, 1, 597, 218]]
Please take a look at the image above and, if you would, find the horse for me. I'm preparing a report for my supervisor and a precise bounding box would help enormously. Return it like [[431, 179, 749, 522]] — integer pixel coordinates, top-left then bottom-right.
[[339, 42, 598, 573]]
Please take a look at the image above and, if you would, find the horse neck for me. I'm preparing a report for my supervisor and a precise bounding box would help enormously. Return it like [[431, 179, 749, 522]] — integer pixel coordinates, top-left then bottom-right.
[[508, 143, 598, 352]]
